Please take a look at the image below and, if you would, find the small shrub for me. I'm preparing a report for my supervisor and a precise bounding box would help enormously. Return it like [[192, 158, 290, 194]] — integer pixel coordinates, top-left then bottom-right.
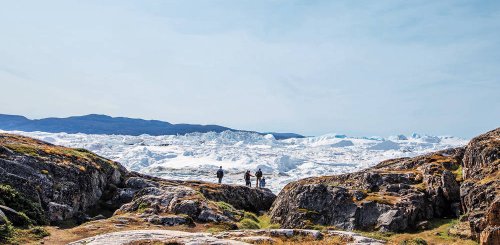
[[137, 202, 149, 213], [29, 226, 50, 238], [0, 184, 48, 225], [216, 201, 236, 212], [243, 212, 259, 222], [399, 238, 428, 245], [238, 218, 260, 229], [14, 212, 32, 228], [0, 223, 14, 243]]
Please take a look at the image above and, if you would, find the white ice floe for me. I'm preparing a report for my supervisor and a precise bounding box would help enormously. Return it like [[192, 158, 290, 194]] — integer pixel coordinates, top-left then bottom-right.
[[1, 130, 468, 193]]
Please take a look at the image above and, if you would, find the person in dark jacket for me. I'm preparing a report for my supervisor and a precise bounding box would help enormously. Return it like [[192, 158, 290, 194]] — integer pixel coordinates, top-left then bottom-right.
[[244, 170, 253, 187], [255, 168, 263, 188], [216, 166, 224, 184]]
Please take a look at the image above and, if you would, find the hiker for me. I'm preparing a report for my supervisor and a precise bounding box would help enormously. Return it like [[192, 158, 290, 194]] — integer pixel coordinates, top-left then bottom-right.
[[216, 166, 224, 184], [260, 177, 266, 188], [255, 168, 263, 188], [244, 170, 253, 187]]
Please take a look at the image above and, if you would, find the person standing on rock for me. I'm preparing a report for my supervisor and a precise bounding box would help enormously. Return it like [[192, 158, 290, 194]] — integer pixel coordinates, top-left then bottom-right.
[[260, 177, 266, 188], [244, 170, 253, 187], [216, 166, 224, 184], [255, 168, 263, 188]]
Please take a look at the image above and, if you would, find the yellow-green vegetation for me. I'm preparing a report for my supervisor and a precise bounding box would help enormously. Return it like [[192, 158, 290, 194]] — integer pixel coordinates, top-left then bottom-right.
[[137, 202, 149, 213], [0, 184, 47, 225], [0, 133, 118, 170], [398, 237, 428, 245], [298, 208, 320, 215], [237, 213, 280, 230], [0, 185, 50, 244], [0, 226, 50, 244], [477, 171, 500, 185], [361, 193, 400, 205], [206, 222, 237, 233], [412, 182, 427, 192], [258, 235, 349, 245], [452, 165, 463, 182], [0, 221, 14, 244], [215, 201, 237, 213], [301, 221, 338, 231], [239, 218, 260, 229], [358, 218, 478, 245]]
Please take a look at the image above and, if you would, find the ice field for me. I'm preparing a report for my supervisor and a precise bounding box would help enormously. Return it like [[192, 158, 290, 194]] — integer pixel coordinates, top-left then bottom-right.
[[3, 130, 468, 193]]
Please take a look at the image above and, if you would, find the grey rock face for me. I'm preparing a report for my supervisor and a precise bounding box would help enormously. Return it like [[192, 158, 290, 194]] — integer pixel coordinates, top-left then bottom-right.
[[269, 147, 467, 233], [145, 214, 194, 226], [270, 128, 500, 245], [459, 128, 500, 242], [0, 134, 127, 224]]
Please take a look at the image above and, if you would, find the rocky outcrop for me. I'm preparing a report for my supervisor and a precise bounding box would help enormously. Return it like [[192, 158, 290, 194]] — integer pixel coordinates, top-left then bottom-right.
[[0, 133, 276, 229], [270, 147, 465, 232], [0, 134, 126, 224], [270, 128, 499, 244], [460, 128, 500, 243], [114, 174, 276, 226]]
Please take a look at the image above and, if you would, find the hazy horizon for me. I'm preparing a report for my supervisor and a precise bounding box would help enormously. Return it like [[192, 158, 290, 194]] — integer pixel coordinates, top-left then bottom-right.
[[1, 1, 499, 138]]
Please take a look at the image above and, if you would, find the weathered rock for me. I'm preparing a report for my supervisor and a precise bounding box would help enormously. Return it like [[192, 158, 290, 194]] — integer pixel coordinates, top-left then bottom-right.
[[0, 210, 7, 225], [480, 198, 500, 245], [270, 142, 483, 235], [69, 229, 384, 245], [145, 214, 194, 226], [0, 134, 127, 224], [459, 128, 500, 242], [124, 177, 158, 189], [190, 181, 276, 212], [0, 205, 30, 227], [462, 128, 500, 180]]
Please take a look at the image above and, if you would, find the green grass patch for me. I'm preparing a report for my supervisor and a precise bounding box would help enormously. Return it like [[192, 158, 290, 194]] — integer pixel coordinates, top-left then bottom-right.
[[0, 222, 14, 243], [298, 208, 320, 215], [399, 238, 428, 245], [0, 185, 48, 226], [137, 202, 149, 213], [4, 144, 40, 157], [237, 213, 280, 230], [239, 218, 260, 229], [452, 165, 463, 182], [357, 218, 477, 245], [215, 201, 236, 212]]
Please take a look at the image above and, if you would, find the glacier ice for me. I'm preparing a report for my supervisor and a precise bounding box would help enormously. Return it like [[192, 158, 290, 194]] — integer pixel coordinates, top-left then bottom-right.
[[1, 130, 468, 193]]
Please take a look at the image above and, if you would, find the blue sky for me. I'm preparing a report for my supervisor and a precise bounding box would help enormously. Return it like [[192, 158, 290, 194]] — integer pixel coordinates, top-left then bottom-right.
[[0, 0, 499, 137]]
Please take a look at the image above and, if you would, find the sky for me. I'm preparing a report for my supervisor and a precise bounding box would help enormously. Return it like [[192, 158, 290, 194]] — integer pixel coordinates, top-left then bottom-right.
[[0, 0, 499, 138]]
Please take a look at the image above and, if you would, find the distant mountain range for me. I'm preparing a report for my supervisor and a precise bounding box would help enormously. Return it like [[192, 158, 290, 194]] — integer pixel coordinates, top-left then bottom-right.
[[0, 114, 304, 139]]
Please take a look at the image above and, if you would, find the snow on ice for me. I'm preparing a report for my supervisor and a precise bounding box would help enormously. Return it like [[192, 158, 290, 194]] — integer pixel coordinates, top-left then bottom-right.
[[2, 130, 468, 193]]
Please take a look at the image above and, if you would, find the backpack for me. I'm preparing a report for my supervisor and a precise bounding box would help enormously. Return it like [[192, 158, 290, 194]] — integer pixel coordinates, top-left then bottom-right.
[[217, 169, 223, 178], [244, 172, 250, 180], [256, 170, 262, 178]]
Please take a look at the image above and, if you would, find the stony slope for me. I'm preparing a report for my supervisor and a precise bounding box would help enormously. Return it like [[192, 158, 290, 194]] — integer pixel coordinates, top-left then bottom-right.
[[269, 128, 499, 244]]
